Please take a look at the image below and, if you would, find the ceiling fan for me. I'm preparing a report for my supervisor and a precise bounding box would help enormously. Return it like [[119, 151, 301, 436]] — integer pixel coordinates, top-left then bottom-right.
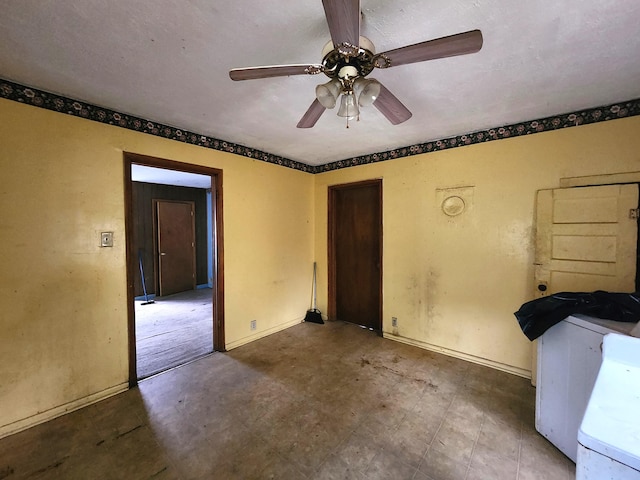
[[229, 0, 483, 128]]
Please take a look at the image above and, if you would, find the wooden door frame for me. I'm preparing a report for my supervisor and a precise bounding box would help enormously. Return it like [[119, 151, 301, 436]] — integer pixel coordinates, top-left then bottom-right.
[[327, 179, 383, 326], [124, 152, 225, 387]]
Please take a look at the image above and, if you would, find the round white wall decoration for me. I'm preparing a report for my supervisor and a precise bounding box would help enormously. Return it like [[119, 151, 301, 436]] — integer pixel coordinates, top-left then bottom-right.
[[441, 195, 466, 216]]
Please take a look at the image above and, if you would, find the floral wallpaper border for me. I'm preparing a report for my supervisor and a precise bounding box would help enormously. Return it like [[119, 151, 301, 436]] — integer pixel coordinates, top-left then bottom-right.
[[0, 79, 312, 173], [317, 98, 640, 173], [1, 78, 639, 174]]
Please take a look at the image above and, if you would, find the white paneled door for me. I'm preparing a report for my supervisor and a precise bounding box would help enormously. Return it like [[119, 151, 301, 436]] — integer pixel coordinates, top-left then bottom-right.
[[531, 184, 638, 384]]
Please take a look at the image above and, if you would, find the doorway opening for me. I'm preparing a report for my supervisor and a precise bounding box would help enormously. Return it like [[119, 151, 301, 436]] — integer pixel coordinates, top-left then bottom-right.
[[328, 179, 382, 332], [124, 153, 224, 385]]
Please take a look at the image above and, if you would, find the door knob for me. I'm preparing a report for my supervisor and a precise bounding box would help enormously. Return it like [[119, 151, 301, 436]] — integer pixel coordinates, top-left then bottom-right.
[[160, 252, 167, 256], [537, 284, 547, 292]]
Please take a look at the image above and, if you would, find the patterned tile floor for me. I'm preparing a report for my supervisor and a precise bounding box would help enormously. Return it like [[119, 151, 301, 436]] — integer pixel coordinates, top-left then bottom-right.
[[0, 321, 575, 479]]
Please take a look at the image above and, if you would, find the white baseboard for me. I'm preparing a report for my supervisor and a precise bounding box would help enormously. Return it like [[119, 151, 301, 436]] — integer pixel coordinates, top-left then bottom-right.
[[0, 382, 129, 440], [225, 318, 303, 350], [383, 332, 531, 379]]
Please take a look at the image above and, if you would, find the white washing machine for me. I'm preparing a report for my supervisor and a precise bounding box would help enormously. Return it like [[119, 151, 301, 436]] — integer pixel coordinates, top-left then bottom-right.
[[577, 333, 640, 479], [536, 314, 638, 462]]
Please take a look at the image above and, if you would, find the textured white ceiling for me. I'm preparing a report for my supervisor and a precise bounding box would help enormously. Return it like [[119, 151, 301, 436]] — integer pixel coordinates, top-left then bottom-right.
[[1, 0, 639, 166]]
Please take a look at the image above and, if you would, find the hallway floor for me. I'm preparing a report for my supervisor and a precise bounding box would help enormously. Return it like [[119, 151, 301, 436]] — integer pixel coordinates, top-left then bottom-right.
[[135, 288, 213, 379], [0, 321, 574, 479]]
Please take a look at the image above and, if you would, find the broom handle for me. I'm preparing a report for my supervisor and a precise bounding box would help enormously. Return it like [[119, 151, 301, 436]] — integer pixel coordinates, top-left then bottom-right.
[[313, 262, 317, 310], [138, 249, 150, 302]]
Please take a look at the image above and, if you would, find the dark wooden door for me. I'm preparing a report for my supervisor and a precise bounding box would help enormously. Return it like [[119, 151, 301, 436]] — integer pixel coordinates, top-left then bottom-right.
[[156, 200, 196, 296], [329, 180, 382, 330]]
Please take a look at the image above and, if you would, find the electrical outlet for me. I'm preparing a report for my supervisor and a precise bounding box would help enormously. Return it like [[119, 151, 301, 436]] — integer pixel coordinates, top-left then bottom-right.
[[391, 317, 398, 327], [250, 320, 257, 331]]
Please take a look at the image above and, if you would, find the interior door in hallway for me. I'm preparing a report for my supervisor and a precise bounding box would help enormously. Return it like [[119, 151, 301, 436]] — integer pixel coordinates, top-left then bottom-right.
[[329, 180, 382, 331], [155, 200, 196, 296]]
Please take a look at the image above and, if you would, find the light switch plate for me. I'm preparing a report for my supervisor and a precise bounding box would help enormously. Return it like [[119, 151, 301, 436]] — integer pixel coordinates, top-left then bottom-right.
[[101, 232, 114, 247]]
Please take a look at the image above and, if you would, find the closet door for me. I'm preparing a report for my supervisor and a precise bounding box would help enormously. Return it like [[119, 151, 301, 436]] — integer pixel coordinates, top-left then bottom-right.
[[329, 180, 382, 331], [156, 200, 196, 296]]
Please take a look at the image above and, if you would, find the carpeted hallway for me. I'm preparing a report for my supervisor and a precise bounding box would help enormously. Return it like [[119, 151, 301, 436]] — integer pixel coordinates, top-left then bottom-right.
[[0, 321, 574, 479]]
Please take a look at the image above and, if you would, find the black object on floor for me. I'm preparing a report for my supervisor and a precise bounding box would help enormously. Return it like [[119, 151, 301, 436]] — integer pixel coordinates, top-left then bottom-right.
[[304, 262, 324, 324], [514, 290, 640, 340]]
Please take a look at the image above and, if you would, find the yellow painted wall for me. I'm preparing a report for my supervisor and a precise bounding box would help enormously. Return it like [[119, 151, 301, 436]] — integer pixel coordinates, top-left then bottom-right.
[[2, 94, 639, 437], [314, 116, 640, 376], [0, 99, 314, 436]]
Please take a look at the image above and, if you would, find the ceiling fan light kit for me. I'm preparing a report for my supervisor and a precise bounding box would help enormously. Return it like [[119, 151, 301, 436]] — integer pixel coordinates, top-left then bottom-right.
[[337, 92, 359, 120], [353, 77, 380, 107], [229, 0, 483, 129], [315, 78, 342, 109]]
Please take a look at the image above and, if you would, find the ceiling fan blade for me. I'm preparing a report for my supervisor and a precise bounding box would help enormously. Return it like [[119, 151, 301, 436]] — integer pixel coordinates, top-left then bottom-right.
[[373, 83, 412, 125], [297, 99, 326, 128], [378, 30, 483, 68], [229, 64, 323, 81], [322, 0, 360, 47]]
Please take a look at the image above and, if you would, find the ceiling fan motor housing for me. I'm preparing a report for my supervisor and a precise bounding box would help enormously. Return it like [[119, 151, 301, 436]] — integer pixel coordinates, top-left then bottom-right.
[[321, 36, 379, 89]]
